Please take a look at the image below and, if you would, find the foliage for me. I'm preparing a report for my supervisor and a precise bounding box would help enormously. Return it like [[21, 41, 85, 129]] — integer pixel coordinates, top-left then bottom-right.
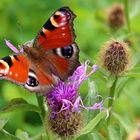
[[0, 0, 140, 139]]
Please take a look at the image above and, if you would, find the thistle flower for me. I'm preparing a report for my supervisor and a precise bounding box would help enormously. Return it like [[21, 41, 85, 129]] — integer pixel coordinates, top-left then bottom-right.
[[5, 39, 34, 53], [108, 3, 124, 28], [46, 62, 108, 138], [5, 39, 24, 53], [98, 39, 132, 75]]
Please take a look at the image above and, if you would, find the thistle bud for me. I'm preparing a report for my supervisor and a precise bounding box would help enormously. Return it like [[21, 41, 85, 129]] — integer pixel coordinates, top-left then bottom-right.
[[108, 3, 124, 28], [99, 39, 132, 75], [46, 111, 83, 138]]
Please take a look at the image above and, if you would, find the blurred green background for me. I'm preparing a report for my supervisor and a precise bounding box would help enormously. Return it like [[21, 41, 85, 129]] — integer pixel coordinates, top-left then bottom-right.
[[0, 0, 140, 139]]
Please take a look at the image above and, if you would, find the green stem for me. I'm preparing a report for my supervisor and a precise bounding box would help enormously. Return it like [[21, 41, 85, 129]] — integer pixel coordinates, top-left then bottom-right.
[[36, 95, 52, 140], [36, 94, 45, 122], [108, 76, 118, 107], [124, 0, 131, 32], [107, 76, 118, 124]]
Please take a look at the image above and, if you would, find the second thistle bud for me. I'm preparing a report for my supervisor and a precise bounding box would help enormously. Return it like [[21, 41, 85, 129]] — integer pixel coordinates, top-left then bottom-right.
[[99, 39, 132, 75], [108, 3, 124, 28]]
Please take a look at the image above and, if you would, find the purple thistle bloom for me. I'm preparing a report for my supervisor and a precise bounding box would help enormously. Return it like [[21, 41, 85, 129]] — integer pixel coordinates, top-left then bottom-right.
[[5, 39, 24, 53], [47, 61, 108, 119]]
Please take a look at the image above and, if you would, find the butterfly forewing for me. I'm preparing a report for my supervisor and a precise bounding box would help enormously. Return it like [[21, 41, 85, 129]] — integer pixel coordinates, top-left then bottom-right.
[[0, 54, 30, 84], [33, 7, 76, 50]]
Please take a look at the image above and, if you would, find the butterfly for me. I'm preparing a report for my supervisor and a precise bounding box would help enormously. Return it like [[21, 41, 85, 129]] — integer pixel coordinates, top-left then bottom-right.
[[0, 7, 80, 94]]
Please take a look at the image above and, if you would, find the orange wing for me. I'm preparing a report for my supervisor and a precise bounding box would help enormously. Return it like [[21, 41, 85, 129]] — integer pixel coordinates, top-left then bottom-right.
[[0, 54, 30, 84]]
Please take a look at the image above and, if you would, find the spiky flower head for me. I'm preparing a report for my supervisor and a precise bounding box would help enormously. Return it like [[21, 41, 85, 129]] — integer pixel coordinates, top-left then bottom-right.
[[108, 3, 124, 28], [46, 62, 107, 138], [99, 39, 132, 75]]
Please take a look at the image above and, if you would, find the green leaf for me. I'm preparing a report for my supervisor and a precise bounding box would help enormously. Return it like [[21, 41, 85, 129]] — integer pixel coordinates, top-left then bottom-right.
[[16, 129, 31, 140], [124, 73, 140, 78], [115, 77, 129, 98], [131, 67, 140, 72], [0, 129, 20, 140], [91, 132, 106, 140], [76, 134, 93, 140], [0, 98, 40, 113], [75, 111, 106, 139], [108, 125, 123, 140], [33, 132, 59, 140], [106, 75, 116, 88], [0, 118, 8, 130], [112, 112, 134, 133]]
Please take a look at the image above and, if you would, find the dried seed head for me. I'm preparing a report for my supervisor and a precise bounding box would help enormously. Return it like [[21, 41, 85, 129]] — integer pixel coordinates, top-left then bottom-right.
[[46, 111, 83, 138], [108, 3, 124, 28], [99, 39, 132, 75]]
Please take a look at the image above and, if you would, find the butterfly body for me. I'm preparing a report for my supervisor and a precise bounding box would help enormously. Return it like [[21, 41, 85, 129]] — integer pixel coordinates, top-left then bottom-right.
[[0, 7, 80, 94]]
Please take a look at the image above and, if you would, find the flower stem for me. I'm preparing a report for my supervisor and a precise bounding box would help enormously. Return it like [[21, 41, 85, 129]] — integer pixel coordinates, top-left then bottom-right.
[[107, 76, 118, 124], [36, 95, 52, 140], [36, 94, 45, 122], [124, 0, 131, 32]]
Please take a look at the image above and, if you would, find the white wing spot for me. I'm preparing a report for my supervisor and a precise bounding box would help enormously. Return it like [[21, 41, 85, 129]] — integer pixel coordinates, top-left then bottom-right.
[[62, 27, 65, 30], [9, 71, 12, 75], [15, 73, 18, 77], [62, 33, 66, 36], [0, 70, 4, 73]]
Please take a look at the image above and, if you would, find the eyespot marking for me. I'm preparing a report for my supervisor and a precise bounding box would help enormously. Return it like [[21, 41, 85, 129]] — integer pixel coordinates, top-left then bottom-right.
[[0, 60, 9, 76], [61, 45, 73, 58], [26, 70, 39, 87], [53, 45, 75, 58], [50, 10, 70, 27]]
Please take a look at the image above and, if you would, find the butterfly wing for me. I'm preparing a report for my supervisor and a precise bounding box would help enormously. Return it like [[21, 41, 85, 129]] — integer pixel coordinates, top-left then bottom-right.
[[0, 53, 55, 94], [0, 54, 30, 84], [33, 7, 76, 50]]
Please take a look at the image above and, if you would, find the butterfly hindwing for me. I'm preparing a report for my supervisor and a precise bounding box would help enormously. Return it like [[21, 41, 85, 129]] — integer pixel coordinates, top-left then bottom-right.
[[46, 43, 80, 80]]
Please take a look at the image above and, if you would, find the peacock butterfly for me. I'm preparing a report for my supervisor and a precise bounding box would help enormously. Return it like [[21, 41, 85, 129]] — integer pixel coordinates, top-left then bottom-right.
[[0, 7, 80, 94]]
